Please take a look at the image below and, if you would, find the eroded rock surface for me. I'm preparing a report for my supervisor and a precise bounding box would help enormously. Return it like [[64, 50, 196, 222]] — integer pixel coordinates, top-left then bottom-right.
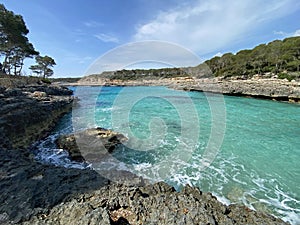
[[24, 182, 288, 225], [0, 148, 110, 224], [183, 78, 300, 102], [0, 83, 73, 150], [56, 127, 128, 162]]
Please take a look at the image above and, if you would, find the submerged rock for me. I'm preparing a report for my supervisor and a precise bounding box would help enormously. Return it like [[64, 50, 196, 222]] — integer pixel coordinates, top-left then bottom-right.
[[56, 127, 128, 162]]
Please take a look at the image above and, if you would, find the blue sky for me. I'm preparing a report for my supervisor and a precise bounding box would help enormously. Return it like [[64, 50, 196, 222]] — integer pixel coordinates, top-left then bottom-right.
[[1, 0, 300, 77]]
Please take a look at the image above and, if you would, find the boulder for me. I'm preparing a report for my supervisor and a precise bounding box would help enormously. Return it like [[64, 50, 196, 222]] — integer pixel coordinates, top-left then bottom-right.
[[56, 127, 127, 162], [32, 91, 47, 98]]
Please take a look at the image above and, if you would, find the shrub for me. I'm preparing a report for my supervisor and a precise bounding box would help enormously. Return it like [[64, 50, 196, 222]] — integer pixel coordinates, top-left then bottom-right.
[[41, 78, 51, 84], [277, 73, 295, 81]]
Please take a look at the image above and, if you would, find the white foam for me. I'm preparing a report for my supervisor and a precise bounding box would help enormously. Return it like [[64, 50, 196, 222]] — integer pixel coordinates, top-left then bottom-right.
[[134, 163, 152, 171], [213, 193, 231, 206], [101, 107, 113, 112]]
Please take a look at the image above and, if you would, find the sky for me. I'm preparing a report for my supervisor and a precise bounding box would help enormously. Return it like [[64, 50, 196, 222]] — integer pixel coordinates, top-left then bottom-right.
[[1, 0, 300, 77]]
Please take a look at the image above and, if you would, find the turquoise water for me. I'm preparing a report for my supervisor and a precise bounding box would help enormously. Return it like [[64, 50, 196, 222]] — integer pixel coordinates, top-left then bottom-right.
[[37, 86, 300, 224]]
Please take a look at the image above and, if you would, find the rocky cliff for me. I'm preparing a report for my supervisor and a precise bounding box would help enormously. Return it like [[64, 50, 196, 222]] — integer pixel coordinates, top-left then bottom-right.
[[0, 77, 110, 224], [0, 82, 74, 150]]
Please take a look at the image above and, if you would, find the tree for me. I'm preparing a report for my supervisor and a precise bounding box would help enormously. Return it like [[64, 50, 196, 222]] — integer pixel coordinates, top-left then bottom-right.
[[29, 55, 56, 78], [0, 4, 38, 75]]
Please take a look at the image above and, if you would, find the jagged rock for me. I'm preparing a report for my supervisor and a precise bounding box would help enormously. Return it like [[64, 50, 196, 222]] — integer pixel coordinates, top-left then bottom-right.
[[0, 148, 110, 224], [23, 182, 288, 225], [0, 83, 74, 150], [56, 127, 128, 162]]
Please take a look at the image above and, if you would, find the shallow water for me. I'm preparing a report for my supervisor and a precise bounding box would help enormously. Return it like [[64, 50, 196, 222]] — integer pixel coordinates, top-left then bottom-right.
[[35, 86, 300, 224]]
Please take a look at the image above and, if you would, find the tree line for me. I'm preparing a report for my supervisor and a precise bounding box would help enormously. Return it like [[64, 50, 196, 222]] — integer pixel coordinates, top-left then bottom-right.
[[0, 4, 55, 78], [105, 68, 189, 80], [98, 36, 300, 81], [204, 36, 300, 79]]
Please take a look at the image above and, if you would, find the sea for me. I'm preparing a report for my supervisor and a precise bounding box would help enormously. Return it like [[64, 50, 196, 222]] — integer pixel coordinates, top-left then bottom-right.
[[33, 86, 300, 224]]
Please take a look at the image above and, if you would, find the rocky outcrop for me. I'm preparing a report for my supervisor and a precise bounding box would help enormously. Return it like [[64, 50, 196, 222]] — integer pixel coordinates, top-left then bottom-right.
[[0, 79, 109, 224], [183, 78, 300, 102], [56, 127, 127, 161], [0, 147, 110, 224], [0, 83, 73, 150], [24, 182, 287, 225]]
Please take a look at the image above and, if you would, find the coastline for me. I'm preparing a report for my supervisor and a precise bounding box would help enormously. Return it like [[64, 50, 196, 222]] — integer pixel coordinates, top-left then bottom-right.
[[0, 76, 291, 224], [57, 76, 300, 103]]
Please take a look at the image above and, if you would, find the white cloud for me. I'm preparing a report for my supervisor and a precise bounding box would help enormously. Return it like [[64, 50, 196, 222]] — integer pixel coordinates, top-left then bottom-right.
[[133, 0, 300, 54], [293, 29, 300, 37], [83, 21, 103, 28], [273, 29, 300, 37], [273, 30, 289, 36], [213, 52, 223, 57], [85, 41, 202, 75], [94, 33, 119, 43]]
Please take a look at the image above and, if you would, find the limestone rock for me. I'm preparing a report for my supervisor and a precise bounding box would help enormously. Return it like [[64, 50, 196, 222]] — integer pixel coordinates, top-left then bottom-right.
[[185, 78, 300, 102], [56, 127, 128, 162], [24, 182, 288, 225], [0, 83, 74, 150], [32, 91, 47, 98]]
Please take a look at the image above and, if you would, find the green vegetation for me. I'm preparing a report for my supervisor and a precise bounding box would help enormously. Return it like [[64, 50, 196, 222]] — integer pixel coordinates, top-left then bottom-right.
[[29, 55, 56, 78], [277, 72, 297, 81], [97, 36, 300, 81], [0, 4, 38, 75], [0, 4, 56, 77], [41, 78, 52, 84], [100, 68, 189, 81], [204, 37, 300, 79], [49, 77, 81, 83]]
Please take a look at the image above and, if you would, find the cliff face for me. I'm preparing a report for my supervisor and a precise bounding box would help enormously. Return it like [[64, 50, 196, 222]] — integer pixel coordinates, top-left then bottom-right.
[[0, 83, 74, 150]]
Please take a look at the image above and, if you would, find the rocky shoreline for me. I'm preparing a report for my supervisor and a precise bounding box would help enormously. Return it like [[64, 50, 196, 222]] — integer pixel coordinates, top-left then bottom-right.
[[0, 76, 290, 224], [24, 182, 287, 225], [63, 76, 300, 103], [182, 78, 300, 102]]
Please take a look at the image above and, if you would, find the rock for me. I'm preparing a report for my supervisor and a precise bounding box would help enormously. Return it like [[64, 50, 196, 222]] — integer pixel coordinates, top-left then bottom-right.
[[0, 148, 110, 224], [184, 78, 300, 102], [23, 182, 288, 225], [56, 127, 128, 162], [32, 91, 47, 98], [0, 85, 74, 150]]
